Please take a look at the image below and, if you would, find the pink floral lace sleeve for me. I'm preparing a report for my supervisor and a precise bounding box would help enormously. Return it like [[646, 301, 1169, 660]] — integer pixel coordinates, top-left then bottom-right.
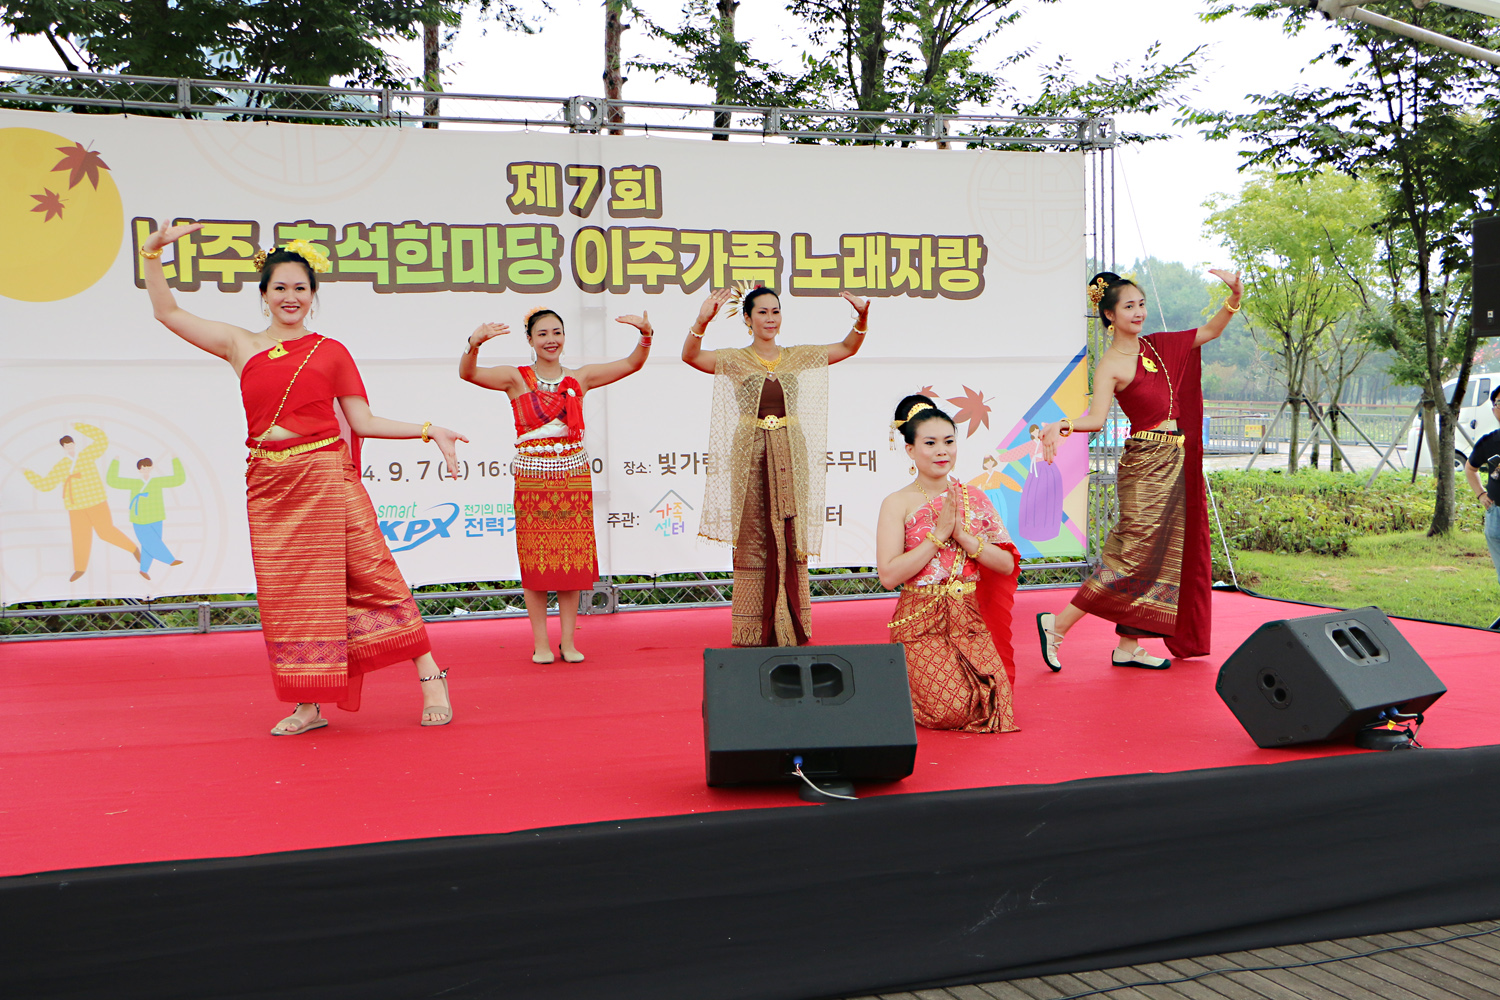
[[903, 480, 1011, 586]]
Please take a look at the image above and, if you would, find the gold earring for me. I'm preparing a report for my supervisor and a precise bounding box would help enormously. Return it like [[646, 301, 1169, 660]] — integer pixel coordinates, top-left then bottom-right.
[[1107, 323, 1115, 335], [909, 464, 917, 476], [261, 302, 270, 317]]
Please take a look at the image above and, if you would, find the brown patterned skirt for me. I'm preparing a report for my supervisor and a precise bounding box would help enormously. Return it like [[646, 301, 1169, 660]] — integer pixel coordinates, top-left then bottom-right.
[[1071, 431, 1185, 635], [731, 425, 811, 647], [889, 583, 1017, 733], [246, 443, 430, 710], [514, 467, 599, 592]]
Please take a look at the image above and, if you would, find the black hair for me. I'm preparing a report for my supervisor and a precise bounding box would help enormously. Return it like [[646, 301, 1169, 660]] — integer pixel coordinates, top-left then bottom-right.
[[526, 309, 564, 338], [1090, 270, 1143, 330], [893, 394, 955, 445], [258, 249, 318, 294], [742, 286, 780, 317], [137, 458, 153, 470], [1491, 384, 1500, 405], [58, 435, 73, 447]]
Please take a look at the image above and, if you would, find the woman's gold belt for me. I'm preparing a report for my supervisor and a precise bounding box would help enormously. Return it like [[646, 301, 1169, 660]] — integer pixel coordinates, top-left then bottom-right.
[[887, 577, 976, 630], [1133, 429, 1185, 447], [744, 414, 796, 430], [248, 436, 340, 462]]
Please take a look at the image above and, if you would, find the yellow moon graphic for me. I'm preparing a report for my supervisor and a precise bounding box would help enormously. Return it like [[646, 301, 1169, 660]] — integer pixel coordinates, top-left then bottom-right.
[[0, 127, 124, 302]]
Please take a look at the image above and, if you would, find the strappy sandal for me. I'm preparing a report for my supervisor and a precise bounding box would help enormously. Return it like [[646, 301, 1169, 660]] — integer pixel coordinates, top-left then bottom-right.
[[270, 703, 327, 736], [1036, 613, 1064, 672], [419, 669, 452, 726]]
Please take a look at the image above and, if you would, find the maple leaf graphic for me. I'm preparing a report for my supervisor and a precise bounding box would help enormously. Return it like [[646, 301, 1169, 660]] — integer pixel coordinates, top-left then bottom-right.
[[946, 385, 992, 437], [30, 189, 65, 222], [51, 142, 110, 190], [917, 385, 940, 398]]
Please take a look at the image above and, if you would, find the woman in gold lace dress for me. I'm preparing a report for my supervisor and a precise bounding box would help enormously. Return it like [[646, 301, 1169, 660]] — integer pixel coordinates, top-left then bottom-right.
[[683, 285, 869, 646]]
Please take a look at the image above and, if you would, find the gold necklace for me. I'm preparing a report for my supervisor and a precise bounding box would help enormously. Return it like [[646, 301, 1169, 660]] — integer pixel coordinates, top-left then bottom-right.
[[1143, 338, 1173, 413], [1109, 344, 1140, 360], [752, 348, 782, 372], [268, 336, 288, 359]]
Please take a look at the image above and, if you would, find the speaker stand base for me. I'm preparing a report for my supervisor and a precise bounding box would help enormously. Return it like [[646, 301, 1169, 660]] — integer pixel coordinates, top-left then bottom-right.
[[1355, 727, 1418, 751], [797, 778, 856, 802]]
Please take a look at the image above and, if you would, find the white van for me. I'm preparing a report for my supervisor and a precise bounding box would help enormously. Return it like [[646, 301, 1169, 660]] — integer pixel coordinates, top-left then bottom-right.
[[1405, 370, 1500, 471]]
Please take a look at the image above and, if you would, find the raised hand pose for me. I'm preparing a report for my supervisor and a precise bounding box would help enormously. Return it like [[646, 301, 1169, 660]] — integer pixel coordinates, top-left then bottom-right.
[[140, 224, 466, 734], [460, 307, 652, 664], [1035, 269, 1243, 672], [684, 284, 869, 646], [877, 396, 1020, 732]]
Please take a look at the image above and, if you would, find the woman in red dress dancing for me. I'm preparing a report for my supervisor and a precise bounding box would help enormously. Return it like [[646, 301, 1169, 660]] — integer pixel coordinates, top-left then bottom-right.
[[460, 307, 653, 663], [141, 226, 466, 734], [1035, 269, 1241, 671]]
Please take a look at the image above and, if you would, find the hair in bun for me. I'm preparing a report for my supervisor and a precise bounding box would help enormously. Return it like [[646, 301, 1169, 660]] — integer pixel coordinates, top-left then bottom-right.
[[890, 394, 955, 446], [1088, 271, 1141, 329]]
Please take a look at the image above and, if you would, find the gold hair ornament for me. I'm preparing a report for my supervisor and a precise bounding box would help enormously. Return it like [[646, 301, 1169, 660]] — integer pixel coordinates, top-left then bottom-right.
[[725, 279, 765, 313], [1087, 276, 1109, 306], [254, 241, 332, 274], [888, 400, 935, 448]]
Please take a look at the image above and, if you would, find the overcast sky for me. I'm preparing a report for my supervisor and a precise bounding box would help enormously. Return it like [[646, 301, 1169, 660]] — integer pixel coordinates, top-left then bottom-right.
[[2, 1, 1355, 271]]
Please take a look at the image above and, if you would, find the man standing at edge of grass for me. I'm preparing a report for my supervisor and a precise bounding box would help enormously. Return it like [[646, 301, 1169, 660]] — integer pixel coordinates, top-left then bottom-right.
[[1462, 384, 1500, 585]]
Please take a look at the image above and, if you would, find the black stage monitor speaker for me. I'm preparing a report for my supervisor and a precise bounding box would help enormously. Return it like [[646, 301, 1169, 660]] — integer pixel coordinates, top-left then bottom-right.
[[1216, 607, 1446, 748], [703, 643, 918, 786], [1476, 216, 1500, 337]]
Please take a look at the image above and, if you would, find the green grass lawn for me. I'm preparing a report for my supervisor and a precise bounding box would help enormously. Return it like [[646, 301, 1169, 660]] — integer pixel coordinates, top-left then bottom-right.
[[1232, 529, 1500, 628]]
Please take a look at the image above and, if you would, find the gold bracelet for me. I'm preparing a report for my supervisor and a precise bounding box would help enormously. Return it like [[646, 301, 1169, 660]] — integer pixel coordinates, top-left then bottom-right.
[[1059, 417, 1074, 437], [1226, 300, 1241, 313], [139, 246, 164, 260], [852, 325, 867, 336], [925, 531, 949, 549], [974, 536, 986, 558], [420, 421, 433, 444], [688, 326, 706, 339]]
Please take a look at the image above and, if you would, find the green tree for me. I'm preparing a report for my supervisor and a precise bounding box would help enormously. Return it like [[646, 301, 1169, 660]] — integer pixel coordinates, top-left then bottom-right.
[[1191, 1, 1499, 533], [1203, 168, 1383, 472]]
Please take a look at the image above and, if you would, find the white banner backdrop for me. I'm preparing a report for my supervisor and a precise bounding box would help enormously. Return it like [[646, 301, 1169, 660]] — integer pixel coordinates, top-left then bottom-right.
[[0, 109, 1086, 605]]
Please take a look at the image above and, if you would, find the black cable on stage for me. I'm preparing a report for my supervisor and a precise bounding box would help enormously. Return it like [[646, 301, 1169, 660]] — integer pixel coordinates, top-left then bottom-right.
[[1017, 923, 1500, 1000]]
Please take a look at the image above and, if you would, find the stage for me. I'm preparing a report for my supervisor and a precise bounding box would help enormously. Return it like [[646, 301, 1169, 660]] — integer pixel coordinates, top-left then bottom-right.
[[5, 589, 1500, 999]]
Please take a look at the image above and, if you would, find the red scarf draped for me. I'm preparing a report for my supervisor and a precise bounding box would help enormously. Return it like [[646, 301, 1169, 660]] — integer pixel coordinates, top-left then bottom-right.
[[512, 366, 585, 438]]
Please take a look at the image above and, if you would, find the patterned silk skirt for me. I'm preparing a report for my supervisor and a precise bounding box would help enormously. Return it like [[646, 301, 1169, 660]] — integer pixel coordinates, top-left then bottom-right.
[[245, 443, 430, 710], [889, 585, 1017, 733], [514, 467, 599, 592], [1071, 431, 1186, 636], [732, 425, 811, 647]]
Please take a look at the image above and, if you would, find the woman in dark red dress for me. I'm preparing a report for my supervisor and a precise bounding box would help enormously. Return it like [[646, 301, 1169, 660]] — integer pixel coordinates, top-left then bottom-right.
[[1034, 269, 1242, 671]]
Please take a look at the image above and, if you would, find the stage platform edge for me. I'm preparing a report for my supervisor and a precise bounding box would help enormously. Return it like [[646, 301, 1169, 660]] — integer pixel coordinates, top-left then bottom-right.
[[5, 742, 1499, 1000]]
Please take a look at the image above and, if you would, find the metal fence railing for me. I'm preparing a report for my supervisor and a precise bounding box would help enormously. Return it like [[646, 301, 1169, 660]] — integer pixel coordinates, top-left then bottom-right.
[[1, 563, 1093, 642]]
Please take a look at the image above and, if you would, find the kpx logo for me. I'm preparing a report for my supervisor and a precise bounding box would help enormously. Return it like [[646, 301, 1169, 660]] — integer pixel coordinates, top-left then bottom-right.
[[379, 503, 460, 553]]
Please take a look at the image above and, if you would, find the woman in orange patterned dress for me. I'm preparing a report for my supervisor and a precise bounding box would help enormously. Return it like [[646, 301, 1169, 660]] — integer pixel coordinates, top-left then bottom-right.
[[460, 307, 653, 663], [877, 395, 1020, 733], [141, 224, 466, 735]]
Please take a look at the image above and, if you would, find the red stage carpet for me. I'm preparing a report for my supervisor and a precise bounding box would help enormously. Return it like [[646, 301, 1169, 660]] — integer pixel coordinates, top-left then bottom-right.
[[3, 588, 1497, 878]]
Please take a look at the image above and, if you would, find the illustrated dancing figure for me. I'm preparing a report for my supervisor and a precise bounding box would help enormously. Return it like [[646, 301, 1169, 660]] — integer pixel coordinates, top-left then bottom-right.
[[1035, 269, 1242, 670], [141, 226, 466, 734], [25, 423, 139, 581], [106, 456, 186, 579], [684, 284, 870, 647], [461, 307, 653, 663], [877, 396, 1020, 732]]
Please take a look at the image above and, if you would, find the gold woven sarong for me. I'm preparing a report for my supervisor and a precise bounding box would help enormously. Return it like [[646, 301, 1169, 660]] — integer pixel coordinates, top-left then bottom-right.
[[1072, 432, 1185, 634], [246, 443, 430, 710], [889, 585, 1017, 733], [731, 424, 811, 647]]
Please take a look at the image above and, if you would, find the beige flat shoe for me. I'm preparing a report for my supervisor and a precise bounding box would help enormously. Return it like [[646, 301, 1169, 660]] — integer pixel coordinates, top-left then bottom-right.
[[532, 651, 555, 664], [271, 704, 327, 736], [560, 647, 585, 664], [1037, 613, 1064, 672]]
